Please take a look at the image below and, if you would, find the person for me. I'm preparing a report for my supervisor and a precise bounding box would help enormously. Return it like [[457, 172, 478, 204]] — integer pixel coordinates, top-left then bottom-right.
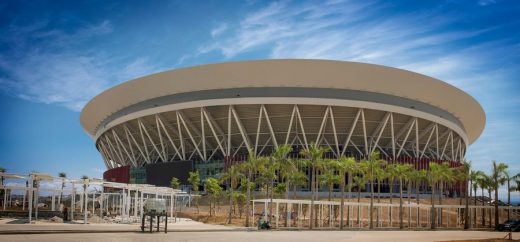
[[261, 220, 271, 230], [63, 206, 68, 222], [257, 217, 262, 230]]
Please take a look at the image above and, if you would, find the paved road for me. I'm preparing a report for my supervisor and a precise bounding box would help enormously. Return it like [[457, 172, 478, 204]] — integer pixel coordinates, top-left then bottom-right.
[[1, 230, 517, 242]]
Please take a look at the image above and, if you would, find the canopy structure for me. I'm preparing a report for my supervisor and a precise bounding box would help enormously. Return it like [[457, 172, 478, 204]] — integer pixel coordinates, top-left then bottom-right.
[[0, 172, 191, 224]]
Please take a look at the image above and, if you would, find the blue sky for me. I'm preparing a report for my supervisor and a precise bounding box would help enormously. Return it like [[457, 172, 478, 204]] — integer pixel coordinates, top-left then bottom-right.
[[0, 0, 519, 196]]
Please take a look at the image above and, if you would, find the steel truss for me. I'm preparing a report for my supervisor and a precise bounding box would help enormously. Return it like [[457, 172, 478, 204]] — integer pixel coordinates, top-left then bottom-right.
[[95, 104, 466, 169]]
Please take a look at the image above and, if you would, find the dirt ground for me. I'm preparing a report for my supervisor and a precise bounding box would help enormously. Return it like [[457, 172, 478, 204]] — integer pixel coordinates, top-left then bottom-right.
[[178, 197, 482, 228]]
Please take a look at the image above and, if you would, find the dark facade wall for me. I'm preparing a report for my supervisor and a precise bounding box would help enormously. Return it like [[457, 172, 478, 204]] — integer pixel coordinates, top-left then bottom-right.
[[145, 161, 193, 187], [103, 165, 130, 183]]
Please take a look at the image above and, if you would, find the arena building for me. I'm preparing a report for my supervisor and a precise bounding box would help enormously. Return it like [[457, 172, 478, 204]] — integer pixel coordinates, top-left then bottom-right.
[[80, 59, 485, 191]]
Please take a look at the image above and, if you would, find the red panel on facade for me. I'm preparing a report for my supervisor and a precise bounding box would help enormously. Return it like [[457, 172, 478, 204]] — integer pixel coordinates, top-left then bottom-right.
[[103, 166, 130, 183]]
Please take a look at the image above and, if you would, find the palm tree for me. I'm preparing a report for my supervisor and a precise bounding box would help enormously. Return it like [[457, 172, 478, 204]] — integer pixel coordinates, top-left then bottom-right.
[[353, 174, 366, 225], [460, 161, 471, 229], [58, 172, 66, 206], [319, 159, 340, 201], [221, 164, 243, 224], [386, 164, 398, 226], [375, 164, 387, 227], [491, 160, 508, 228], [242, 150, 260, 227], [80, 175, 89, 223], [476, 173, 489, 226], [414, 169, 427, 227], [503, 169, 515, 220], [336, 156, 358, 229], [300, 143, 329, 229], [394, 164, 413, 229], [204, 177, 222, 216], [471, 170, 484, 227], [427, 162, 445, 229], [170, 177, 180, 189], [264, 156, 278, 223], [0, 167, 6, 185], [362, 151, 387, 229], [188, 170, 200, 213], [272, 144, 294, 227], [0, 167, 6, 205]]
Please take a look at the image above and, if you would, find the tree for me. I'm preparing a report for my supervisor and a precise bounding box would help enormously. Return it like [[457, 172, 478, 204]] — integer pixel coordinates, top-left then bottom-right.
[[188, 171, 201, 213], [460, 160, 471, 229], [0, 167, 6, 202], [221, 164, 243, 224], [375, 162, 387, 226], [503, 169, 515, 219], [427, 162, 445, 229], [319, 159, 340, 201], [491, 160, 508, 228], [336, 156, 357, 229], [272, 144, 294, 227], [394, 164, 413, 229], [170, 177, 180, 189], [386, 164, 398, 226], [241, 150, 267, 227], [476, 172, 490, 226], [299, 143, 329, 229], [362, 151, 387, 229], [80, 175, 89, 223], [204, 178, 222, 216], [353, 174, 366, 225], [471, 170, 485, 226], [58, 172, 66, 206]]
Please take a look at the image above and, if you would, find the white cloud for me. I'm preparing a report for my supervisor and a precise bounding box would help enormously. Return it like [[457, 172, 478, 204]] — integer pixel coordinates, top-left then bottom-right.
[[0, 19, 158, 111], [193, 1, 520, 194], [211, 23, 228, 38]]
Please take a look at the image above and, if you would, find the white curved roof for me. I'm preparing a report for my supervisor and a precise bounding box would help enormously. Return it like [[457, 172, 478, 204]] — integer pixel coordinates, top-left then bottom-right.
[[80, 59, 485, 144]]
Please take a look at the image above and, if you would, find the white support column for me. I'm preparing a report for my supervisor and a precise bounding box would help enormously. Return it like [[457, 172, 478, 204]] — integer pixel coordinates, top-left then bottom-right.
[[284, 105, 297, 145], [316, 106, 331, 145], [261, 105, 278, 149], [436, 125, 440, 159], [390, 113, 395, 159], [138, 121, 151, 164], [139, 119, 166, 162], [329, 107, 340, 157], [178, 111, 204, 159], [397, 118, 416, 158], [155, 115, 167, 162], [156, 115, 183, 160], [202, 108, 227, 157], [295, 105, 309, 149], [113, 130, 137, 166], [227, 106, 232, 156], [71, 185, 75, 221], [370, 112, 390, 155], [255, 107, 263, 156], [441, 131, 452, 160], [415, 119, 419, 158], [124, 125, 150, 164], [361, 109, 368, 156], [230, 105, 252, 151], [201, 108, 206, 160], [341, 109, 361, 156], [28, 175, 33, 222], [420, 124, 436, 158]]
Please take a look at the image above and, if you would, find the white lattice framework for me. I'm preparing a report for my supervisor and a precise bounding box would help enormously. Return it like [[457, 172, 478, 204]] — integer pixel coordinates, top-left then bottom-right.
[[95, 104, 465, 169]]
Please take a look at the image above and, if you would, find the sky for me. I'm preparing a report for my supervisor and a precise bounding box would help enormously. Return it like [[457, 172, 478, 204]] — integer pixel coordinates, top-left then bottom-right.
[[0, 0, 519, 198]]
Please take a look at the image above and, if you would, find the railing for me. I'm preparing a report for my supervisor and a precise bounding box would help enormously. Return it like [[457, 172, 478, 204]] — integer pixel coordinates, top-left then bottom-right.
[[251, 199, 519, 230]]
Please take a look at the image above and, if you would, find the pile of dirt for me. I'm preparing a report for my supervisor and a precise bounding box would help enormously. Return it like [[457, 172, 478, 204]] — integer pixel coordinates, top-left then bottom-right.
[[49, 216, 63, 223], [88, 215, 105, 223]]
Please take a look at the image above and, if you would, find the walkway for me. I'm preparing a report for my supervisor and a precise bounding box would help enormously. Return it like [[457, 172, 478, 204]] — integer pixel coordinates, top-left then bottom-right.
[[1, 230, 518, 242]]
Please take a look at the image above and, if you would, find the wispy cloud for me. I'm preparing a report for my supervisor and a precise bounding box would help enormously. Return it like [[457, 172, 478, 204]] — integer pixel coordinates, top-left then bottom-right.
[[0, 19, 159, 111], [211, 23, 228, 38], [194, 0, 520, 178]]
